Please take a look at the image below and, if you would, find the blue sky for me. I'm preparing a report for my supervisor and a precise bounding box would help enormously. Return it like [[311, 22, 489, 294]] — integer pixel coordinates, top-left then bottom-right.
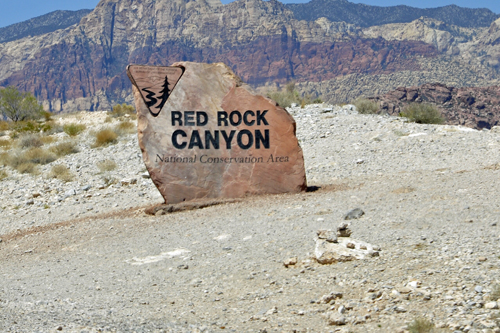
[[0, 0, 498, 28]]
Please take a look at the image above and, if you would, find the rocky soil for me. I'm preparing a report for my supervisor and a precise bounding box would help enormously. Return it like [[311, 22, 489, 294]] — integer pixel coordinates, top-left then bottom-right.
[[2, 105, 500, 332]]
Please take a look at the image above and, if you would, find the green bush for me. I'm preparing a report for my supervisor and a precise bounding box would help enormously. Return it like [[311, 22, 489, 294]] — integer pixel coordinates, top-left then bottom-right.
[[401, 103, 444, 124], [354, 98, 379, 114], [0, 86, 44, 122], [267, 82, 301, 108], [109, 103, 136, 118], [93, 128, 118, 147], [63, 123, 86, 136]]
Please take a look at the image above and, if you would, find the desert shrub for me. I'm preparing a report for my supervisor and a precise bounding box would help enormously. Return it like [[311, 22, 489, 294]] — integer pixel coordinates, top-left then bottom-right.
[[0, 139, 11, 149], [109, 103, 136, 118], [23, 148, 56, 165], [16, 162, 39, 174], [0, 86, 44, 122], [97, 159, 117, 172], [49, 141, 79, 157], [354, 98, 379, 114], [401, 103, 444, 124], [115, 120, 136, 135], [407, 317, 448, 333], [0, 169, 7, 180], [9, 120, 40, 134], [40, 136, 57, 145], [267, 82, 302, 108], [17, 134, 43, 148], [0, 152, 11, 166], [63, 123, 86, 136], [47, 164, 74, 182], [42, 111, 52, 121], [93, 128, 118, 147], [42, 121, 63, 135], [0, 121, 9, 131]]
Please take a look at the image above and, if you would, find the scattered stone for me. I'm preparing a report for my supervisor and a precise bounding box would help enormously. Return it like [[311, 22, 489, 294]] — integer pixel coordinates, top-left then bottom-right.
[[478, 257, 487, 262], [283, 257, 298, 268], [398, 287, 412, 294], [326, 312, 346, 326], [475, 286, 483, 293], [265, 306, 278, 316], [344, 208, 364, 220], [337, 222, 352, 238], [318, 291, 343, 304], [317, 229, 337, 243], [315, 237, 380, 264], [485, 301, 498, 309]]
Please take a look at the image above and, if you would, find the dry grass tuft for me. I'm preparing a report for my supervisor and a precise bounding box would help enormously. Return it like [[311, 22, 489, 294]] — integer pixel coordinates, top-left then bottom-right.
[[491, 284, 500, 301], [40, 136, 57, 145], [93, 128, 118, 147], [18, 134, 44, 148], [97, 159, 117, 172], [0, 152, 11, 166], [63, 123, 86, 136], [115, 120, 136, 135], [23, 148, 57, 165], [49, 141, 79, 157], [0, 121, 9, 131], [16, 162, 39, 175], [0, 169, 7, 180], [48, 164, 74, 182], [0, 139, 11, 150]]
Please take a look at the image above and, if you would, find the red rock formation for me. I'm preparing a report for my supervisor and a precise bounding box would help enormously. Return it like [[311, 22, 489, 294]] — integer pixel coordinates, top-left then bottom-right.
[[371, 83, 500, 129]]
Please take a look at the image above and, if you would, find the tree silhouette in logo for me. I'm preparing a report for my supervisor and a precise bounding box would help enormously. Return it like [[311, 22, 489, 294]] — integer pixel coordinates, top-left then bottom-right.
[[157, 75, 171, 111], [142, 74, 171, 117]]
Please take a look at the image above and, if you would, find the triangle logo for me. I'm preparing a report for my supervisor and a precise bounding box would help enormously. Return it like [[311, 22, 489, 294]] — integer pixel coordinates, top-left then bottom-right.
[[127, 65, 184, 117]]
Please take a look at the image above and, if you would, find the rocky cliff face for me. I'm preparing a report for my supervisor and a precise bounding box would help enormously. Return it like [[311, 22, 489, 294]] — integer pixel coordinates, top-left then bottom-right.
[[370, 83, 500, 129], [0, 0, 499, 112]]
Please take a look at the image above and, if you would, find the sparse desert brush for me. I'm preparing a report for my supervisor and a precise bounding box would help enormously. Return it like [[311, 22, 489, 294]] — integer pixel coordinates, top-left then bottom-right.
[[354, 98, 379, 114], [93, 128, 118, 147], [407, 317, 448, 333], [97, 159, 117, 172], [9, 120, 41, 134], [267, 82, 301, 108], [40, 135, 57, 145], [0, 169, 7, 180], [49, 141, 79, 157], [42, 121, 63, 135], [63, 123, 86, 136], [0, 121, 9, 131], [16, 162, 39, 175], [42, 111, 52, 121], [400, 103, 444, 124], [0, 138, 11, 149], [23, 147, 56, 165], [109, 103, 136, 118], [48, 164, 74, 182], [115, 120, 136, 135], [17, 133, 44, 148], [0, 152, 11, 166]]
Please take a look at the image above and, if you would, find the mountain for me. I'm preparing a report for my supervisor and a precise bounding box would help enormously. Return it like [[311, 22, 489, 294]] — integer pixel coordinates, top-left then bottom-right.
[[0, 0, 499, 112], [0, 9, 92, 44], [287, 0, 499, 28]]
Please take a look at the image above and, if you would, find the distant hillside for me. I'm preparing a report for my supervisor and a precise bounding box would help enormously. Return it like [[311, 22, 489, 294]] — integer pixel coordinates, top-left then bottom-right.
[[0, 9, 92, 43], [287, 0, 499, 28]]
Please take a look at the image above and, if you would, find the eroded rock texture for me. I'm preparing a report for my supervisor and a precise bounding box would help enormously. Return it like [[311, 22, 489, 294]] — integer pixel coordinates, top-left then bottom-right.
[[130, 62, 307, 204], [371, 83, 500, 129]]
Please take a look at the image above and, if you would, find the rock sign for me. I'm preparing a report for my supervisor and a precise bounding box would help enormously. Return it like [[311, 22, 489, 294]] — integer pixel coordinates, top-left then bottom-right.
[[127, 62, 307, 204]]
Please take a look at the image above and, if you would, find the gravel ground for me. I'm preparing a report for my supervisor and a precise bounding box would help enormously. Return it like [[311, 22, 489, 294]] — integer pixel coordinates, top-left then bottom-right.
[[1, 105, 500, 332]]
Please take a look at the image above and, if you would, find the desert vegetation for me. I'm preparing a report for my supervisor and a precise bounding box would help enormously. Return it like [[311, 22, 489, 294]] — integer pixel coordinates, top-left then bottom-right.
[[400, 103, 445, 124], [354, 98, 379, 114], [267, 82, 322, 108]]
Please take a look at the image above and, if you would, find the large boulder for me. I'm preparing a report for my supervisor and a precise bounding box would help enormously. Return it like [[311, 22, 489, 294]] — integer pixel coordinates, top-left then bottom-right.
[[129, 62, 307, 204]]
